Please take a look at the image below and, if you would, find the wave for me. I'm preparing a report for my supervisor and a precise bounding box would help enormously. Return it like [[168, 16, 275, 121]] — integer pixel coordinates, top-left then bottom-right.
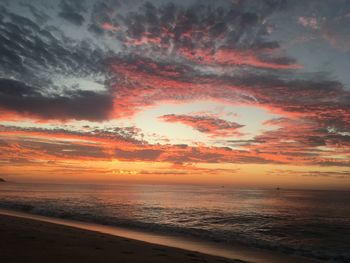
[[0, 200, 349, 263]]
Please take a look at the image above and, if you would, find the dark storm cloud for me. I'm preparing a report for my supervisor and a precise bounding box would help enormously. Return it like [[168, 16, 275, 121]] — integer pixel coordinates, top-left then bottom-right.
[[0, 4, 115, 121], [0, 79, 113, 121], [58, 0, 86, 26]]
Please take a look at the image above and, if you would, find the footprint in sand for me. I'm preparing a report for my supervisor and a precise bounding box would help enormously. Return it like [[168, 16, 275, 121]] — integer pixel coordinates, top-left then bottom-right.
[[156, 253, 168, 257], [153, 248, 167, 252], [186, 253, 198, 258]]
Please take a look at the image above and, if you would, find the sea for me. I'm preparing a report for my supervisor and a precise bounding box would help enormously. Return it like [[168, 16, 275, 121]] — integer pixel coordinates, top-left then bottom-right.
[[0, 182, 349, 262]]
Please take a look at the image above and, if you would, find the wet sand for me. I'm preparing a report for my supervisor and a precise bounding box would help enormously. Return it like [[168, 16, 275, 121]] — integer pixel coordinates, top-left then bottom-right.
[[0, 209, 318, 263], [0, 213, 243, 263]]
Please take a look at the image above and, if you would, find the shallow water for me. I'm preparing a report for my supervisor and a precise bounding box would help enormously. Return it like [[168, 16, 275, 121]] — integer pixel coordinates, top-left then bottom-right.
[[0, 182, 349, 262]]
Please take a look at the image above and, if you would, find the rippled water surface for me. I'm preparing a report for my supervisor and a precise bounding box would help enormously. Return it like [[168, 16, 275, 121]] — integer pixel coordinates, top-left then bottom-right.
[[0, 182, 349, 262]]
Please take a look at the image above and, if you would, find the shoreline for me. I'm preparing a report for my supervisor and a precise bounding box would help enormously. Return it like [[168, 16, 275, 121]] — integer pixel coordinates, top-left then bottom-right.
[[0, 208, 317, 263]]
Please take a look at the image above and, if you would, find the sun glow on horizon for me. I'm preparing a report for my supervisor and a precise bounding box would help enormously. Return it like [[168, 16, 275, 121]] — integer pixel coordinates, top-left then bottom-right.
[[0, 0, 349, 190]]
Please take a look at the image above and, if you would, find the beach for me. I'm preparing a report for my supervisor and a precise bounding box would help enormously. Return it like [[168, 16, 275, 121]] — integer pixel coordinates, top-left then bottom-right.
[[0, 209, 320, 263], [0, 213, 241, 263], [0, 183, 346, 262]]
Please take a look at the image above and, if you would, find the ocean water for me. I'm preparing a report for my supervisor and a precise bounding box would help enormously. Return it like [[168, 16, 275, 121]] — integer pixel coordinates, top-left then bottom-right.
[[0, 182, 349, 262]]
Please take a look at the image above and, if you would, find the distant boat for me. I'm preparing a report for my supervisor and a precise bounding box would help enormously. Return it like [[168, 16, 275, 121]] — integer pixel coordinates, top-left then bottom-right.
[[0, 178, 6, 183], [276, 187, 280, 190]]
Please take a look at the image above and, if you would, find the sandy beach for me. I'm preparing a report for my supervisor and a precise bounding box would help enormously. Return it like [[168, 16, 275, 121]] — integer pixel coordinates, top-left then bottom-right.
[[0, 209, 320, 263], [0, 213, 242, 263]]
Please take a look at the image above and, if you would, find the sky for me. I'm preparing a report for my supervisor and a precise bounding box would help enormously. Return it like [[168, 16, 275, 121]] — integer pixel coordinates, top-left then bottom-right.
[[0, 0, 349, 189]]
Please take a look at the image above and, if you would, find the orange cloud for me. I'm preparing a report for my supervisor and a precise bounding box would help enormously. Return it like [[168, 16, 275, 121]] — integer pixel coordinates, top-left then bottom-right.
[[179, 48, 302, 70], [160, 114, 244, 137]]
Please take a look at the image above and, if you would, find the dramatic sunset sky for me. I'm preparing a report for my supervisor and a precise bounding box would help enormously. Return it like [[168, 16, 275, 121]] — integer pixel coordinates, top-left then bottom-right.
[[0, 0, 349, 189]]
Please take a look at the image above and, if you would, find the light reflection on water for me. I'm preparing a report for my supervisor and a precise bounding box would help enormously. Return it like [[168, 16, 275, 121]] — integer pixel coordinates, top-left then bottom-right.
[[0, 182, 349, 262]]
